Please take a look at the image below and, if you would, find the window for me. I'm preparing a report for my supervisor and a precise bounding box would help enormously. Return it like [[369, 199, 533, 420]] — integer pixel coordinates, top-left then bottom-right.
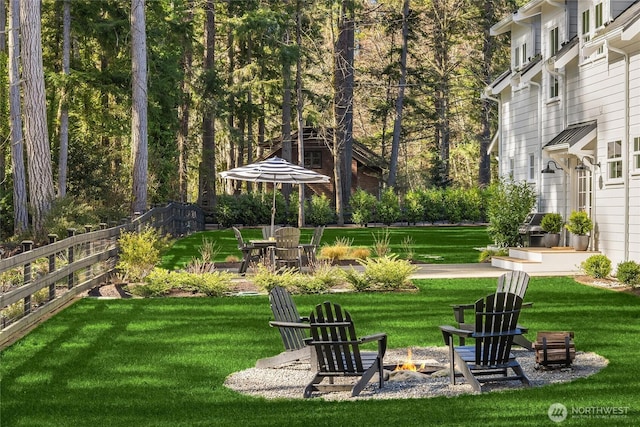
[[528, 154, 535, 180], [549, 27, 559, 56], [633, 137, 640, 171], [509, 157, 515, 178], [607, 140, 622, 179], [514, 46, 520, 68], [550, 77, 559, 98], [582, 9, 591, 40], [304, 151, 322, 169], [595, 3, 604, 28], [522, 43, 527, 65]]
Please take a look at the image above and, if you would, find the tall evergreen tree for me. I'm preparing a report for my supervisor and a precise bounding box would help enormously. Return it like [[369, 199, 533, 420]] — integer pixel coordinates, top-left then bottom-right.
[[20, 0, 56, 235], [131, 0, 148, 213]]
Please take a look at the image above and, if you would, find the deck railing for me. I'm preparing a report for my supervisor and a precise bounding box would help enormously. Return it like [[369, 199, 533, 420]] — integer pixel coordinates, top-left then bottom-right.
[[0, 202, 204, 348]]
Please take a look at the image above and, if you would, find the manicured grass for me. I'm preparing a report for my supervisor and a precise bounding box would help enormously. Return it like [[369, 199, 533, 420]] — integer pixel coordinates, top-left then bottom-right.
[[1, 277, 639, 426], [161, 225, 491, 270]]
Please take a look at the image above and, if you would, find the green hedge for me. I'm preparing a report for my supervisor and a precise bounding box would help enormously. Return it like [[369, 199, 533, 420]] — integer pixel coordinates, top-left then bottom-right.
[[214, 186, 490, 226]]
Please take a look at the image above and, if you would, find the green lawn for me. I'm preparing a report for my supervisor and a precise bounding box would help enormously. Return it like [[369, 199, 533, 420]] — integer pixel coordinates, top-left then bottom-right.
[[161, 225, 492, 270], [1, 277, 639, 426]]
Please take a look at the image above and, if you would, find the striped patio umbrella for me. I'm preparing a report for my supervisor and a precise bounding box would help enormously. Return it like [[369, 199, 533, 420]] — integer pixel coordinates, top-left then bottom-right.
[[219, 157, 330, 236]]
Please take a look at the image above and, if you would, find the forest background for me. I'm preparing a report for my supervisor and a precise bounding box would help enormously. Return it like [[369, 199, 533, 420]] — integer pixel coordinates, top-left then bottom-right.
[[0, 0, 525, 241]]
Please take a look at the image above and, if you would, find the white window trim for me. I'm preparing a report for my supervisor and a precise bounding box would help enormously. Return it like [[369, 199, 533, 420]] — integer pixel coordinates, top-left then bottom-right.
[[606, 140, 624, 183], [632, 136, 640, 175], [528, 153, 536, 181]]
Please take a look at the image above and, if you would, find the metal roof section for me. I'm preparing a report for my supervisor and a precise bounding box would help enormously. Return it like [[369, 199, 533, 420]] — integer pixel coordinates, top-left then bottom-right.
[[543, 121, 597, 150]]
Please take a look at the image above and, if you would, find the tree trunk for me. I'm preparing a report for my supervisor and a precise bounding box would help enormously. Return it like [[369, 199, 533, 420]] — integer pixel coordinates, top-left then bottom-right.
[[387, 0, 410, 188], [57, 0, 71, 198], [335, 0, 354, 208], [9, 0, 28, 234], [131, 0, 148, 213], [199, 0, 216, 210], [20, 0, 56, 235], [0, 0, 6, 193], [177, 1, 193, 203], [478, 0, 494, 186], [432, 0, 451, 186]]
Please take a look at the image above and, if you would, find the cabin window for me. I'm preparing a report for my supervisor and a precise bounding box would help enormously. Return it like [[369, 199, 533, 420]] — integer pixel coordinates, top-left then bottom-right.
[[509, 157, 515, 178], [521, 43, 527, 65], [607, 140, 622, 180], [304, 151, 322, 169], [514, 46, 520, 68]]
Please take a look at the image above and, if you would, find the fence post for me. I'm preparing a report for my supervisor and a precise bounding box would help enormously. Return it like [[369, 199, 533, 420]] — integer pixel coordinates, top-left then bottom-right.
[[48, 234, 58, 301], [67, 229, 76, 289], [21, 240, 33, 316]]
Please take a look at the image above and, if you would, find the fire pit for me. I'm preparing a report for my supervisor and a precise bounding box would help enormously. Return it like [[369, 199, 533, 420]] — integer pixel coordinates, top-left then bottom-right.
[[384, 348, 446, 382]]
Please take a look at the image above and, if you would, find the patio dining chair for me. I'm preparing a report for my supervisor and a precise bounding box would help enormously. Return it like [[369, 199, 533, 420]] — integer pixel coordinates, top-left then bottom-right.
[[232, 227, 262, 274], [273, 227, 302, 269]]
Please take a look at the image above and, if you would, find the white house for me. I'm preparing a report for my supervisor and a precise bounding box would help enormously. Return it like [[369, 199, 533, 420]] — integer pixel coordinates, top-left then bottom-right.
[[486, 0, 640, 269]]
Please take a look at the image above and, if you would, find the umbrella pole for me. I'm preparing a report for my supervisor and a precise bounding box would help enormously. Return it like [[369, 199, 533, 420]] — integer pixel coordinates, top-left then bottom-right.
[[271, 187, 276, 237]]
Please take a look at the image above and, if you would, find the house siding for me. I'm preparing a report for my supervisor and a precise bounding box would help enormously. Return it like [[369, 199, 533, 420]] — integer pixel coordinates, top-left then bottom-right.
[[490, 0, 640, 267]]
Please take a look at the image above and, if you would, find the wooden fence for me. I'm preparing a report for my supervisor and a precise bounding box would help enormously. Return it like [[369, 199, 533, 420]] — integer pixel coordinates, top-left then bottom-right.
[[0, 202, 204, 349]]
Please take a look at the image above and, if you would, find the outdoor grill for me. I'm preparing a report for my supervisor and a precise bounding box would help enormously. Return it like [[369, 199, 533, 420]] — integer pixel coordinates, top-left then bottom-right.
[[518, 213, 549, 247]]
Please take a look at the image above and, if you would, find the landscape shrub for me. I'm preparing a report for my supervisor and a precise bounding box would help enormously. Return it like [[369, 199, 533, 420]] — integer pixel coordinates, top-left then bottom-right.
[[349, 188, 377, 226], [318, 237, 352, 261], [404, 190, 424, 224], [422, 188, 444, 223], [214, 194, 239, 228], [237, 193, 270, 226], [130, 268, 174, 297], [251, 264, 303, 293], [460, 187, 485, 223], [443, 188, 465, 224], [615, 260, 640, 286], [116, 227, 172, 282], [581, 254, 612, 279], [138, 268, 235, 297], [298, 261, 344, 293], [486, 177, 537, 247], [345, 255, 417, 291], [372, 228, 391, 257], [478, 248, 509, 263], [43, 196, 100, 243], [348, 247, 371, 260], [401, 236, 416, 261], [377, 187, 401, 225], [305, 194, 335, 226]]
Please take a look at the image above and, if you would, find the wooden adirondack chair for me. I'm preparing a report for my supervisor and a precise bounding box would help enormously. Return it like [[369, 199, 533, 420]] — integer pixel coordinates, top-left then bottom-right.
[[452, 270, 533, 350], [273, 227, 302, 269], [440, 292, 531, 392], [255, 286, 311, 368], [299, 226, 325, 266], [304, 301, 387, 398], [232, 227, 262, 274]]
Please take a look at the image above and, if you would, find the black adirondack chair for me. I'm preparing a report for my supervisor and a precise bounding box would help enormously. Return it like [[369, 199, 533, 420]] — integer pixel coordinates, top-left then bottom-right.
[[452, 270, 533, 350], [304, 301, 387, 398], [440, 292, 531, 392], [255, 286, 311, 368]]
